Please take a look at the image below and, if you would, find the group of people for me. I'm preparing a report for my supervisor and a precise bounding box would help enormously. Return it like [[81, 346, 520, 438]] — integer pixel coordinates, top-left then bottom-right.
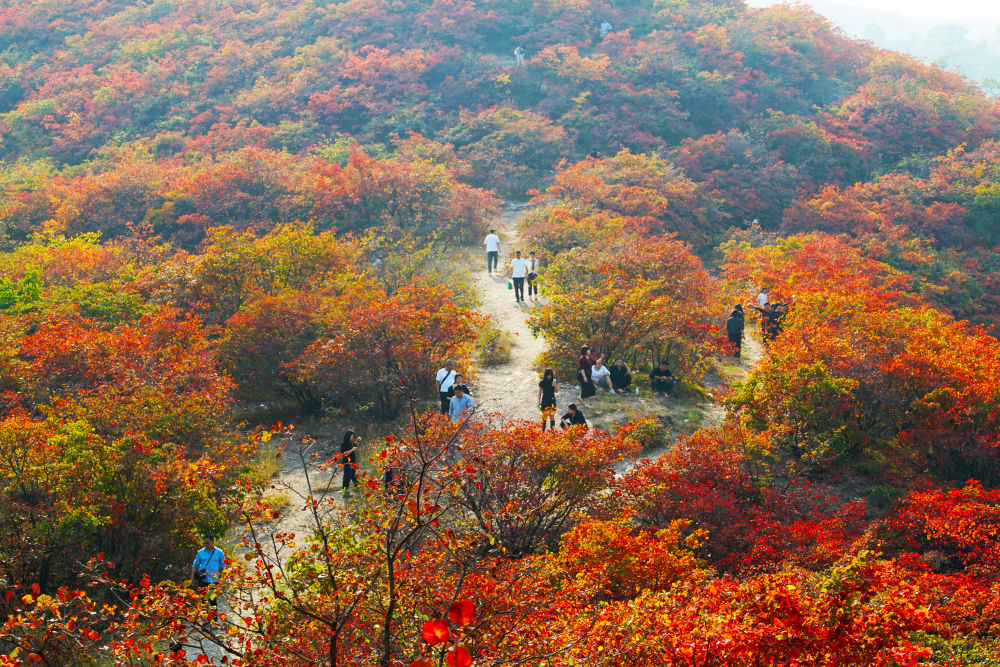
[[436, 360, 475, 424], [726, 288, 792, 356], [484, 230, 540, 303], [580, 346, 676, 399]]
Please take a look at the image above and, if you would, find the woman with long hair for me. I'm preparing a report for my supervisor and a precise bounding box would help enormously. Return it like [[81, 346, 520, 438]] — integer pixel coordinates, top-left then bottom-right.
[[537, 368, 558, 431]]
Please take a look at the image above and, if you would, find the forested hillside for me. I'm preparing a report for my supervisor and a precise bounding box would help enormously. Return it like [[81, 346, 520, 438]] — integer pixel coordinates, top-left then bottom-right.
[[2, 0, 1000, 664]]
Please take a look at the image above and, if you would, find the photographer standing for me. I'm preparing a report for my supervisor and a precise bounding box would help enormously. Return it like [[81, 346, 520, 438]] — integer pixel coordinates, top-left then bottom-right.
[[191, 535, 225, 607]]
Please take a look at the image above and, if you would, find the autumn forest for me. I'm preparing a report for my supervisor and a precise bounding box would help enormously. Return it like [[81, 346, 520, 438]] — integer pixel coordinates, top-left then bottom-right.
[[1, 0, 1000, 664]]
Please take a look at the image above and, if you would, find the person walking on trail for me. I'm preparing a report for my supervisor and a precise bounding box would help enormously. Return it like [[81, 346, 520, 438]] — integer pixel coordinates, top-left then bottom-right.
[[526, 250, 540, 300], [560, 403, 588, 430], [650, 360, 675, 397], [591, 358, 612, 392], [484, 229, 500, 273], [610, 358, 632, 393], [514, 45, 525, 66], [435, 360, 458, 414], [448, 383, 474, 424], [510, 250, 528, 303], [577, 346, 597, 405], [600, 20, 613, 36], [727, 305, 745, 357], [537, 368, 559, 431], [191, 535, 225, 607], [340, 430, 359, 492]]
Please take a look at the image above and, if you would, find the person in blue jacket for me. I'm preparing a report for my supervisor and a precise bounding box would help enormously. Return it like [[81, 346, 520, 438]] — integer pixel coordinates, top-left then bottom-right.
[[191, 535, 225, 607]]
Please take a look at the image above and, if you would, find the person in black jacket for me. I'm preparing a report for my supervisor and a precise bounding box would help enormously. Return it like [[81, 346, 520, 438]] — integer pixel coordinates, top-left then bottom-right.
[[727, 305, 745, 357], [650, 361, 675, 396], [560, 403, 587, 430], [340, 430, 359, 493], [609, 358, 633, 393], [537, 368, 558, 431]]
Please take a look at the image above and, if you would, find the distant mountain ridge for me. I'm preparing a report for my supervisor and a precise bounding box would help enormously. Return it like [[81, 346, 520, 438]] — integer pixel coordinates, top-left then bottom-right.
[[807, 0, 999, 39], [749, 0, 1000, 93]]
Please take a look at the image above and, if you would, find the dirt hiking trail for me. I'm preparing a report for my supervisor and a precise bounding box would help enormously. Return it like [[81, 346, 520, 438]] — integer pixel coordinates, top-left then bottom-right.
[[471, 204, 550, 423], [469, 203, 765, 451]]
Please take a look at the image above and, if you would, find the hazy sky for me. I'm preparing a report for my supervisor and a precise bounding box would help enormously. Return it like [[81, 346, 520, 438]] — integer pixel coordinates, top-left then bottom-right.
[[746, 0, 1000, 21]]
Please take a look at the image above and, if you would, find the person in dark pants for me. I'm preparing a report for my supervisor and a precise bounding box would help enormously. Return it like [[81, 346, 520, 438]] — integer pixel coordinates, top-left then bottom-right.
[[769, 302, 789, 340], [526, 250, 540, 299], [727, 305, 745, 357], [537, 368, 558, 431], [754, 302, 779, 345], [340, 430, 359, 492], [435, 360, 457, 414], [191, 535, 225, 608], [510, 250, 527, 302], [484, 229, 500, 273], [609, 358, 632, 393], [650, 360, 675, 396], [560, 403, 588, 430], [577, 346, 597, 406]]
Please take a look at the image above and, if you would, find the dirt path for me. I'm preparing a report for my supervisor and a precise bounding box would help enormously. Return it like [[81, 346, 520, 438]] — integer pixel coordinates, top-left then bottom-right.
[[471, 204, 550, 423], [468, 203, 767, 449]]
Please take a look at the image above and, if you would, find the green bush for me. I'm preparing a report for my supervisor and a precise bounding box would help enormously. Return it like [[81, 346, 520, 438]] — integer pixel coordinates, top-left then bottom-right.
[[476, 318, 514, 367]]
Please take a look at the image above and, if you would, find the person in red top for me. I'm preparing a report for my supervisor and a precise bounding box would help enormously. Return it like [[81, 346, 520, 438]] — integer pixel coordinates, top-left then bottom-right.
[[577, 346, 598, 406]]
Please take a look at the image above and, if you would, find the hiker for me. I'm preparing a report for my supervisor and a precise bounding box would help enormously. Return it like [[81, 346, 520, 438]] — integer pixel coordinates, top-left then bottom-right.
[[591, 358, 612, 391], [191, 535, 225, 607], [509, 250, 528, 302], [754, 302, 777, 344], [537, 368, 558, 431], [560, 403, 588, 430], [727, 305, 745, 357], [340, 430, 359, 492], [650, 360, 675, 396], [768, 301, 791, 340], [600, 20, 613, 36], [484, 229, 500, 273], [757, 287, 768, 308], [435, 360, 458, 414], [448, 383, 474, 424], [610, 358, 632, 393], [577, 346, 597, 405], [526, 250, 540, 300], [514, 45, 525, 66]]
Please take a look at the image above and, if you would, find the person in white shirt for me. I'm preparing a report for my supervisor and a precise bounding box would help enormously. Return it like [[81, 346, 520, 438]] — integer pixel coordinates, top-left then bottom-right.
[[435, 360, 457, 414], [600, 21, 613, 36], [484, 229, 501, 273], [526, 250, 540, 300], [590, 358, 612, 391], [757, 288, 768, 308], [509, 250, 528, 303]]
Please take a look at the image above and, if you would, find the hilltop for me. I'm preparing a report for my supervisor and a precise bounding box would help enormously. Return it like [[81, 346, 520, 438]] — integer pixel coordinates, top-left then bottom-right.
[[3, 1, 1000, 664]]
